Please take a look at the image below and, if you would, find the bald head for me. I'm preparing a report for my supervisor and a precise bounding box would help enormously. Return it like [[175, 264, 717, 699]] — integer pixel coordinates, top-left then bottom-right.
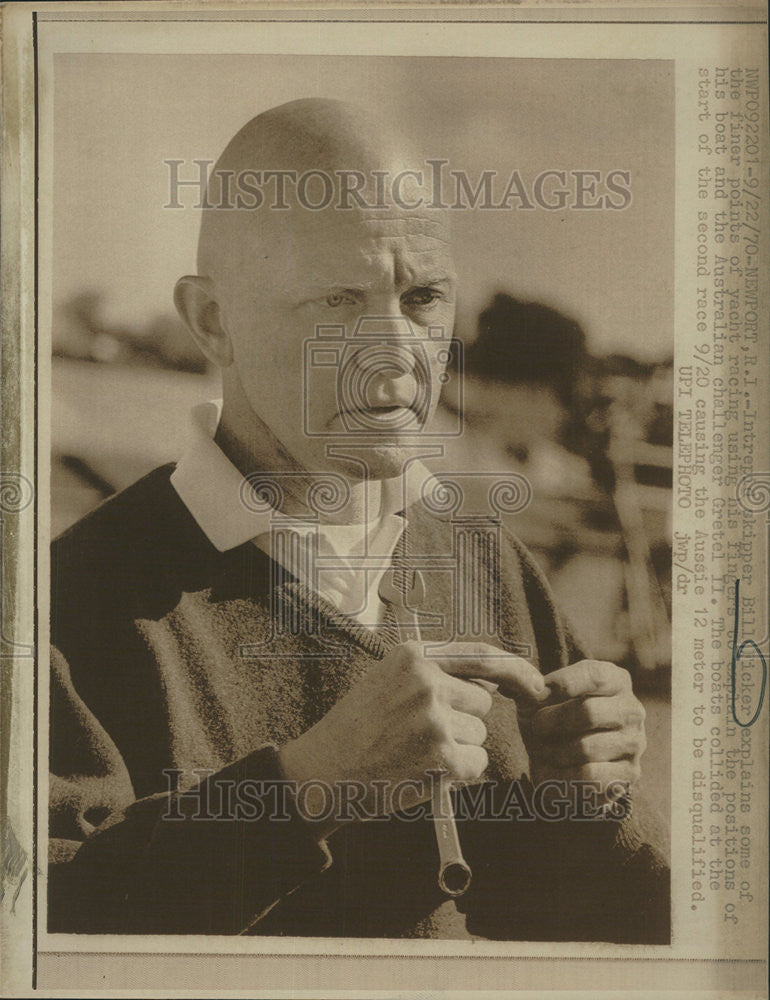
[[197, 98, 446, 282], [176, 98, 457, 487], [212, 98, 410, 181]]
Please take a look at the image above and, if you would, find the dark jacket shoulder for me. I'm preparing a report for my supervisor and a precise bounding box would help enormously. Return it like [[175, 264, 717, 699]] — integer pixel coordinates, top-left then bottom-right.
[[51, 464, 225, 624]]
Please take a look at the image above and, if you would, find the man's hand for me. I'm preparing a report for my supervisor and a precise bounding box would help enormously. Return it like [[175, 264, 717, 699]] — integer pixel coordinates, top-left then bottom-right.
[[518, 659, 647, 799], [278, 641, 545, 838]]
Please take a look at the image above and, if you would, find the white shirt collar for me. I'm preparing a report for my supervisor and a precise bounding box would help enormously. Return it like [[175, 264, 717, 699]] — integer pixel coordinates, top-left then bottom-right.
[[170, 400, 438, 553]]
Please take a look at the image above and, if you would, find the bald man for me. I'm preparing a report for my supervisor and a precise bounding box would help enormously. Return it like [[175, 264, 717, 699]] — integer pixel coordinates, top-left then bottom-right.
[[49, 100, 669, 941]]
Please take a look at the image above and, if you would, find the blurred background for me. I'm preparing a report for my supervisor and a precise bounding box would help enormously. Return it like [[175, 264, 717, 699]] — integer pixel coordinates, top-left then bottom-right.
[[51, 54, 673, 836]]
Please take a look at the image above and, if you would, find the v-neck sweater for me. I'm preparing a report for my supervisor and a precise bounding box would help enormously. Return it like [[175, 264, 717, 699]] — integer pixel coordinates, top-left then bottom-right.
[[49, 464, 669, 941]]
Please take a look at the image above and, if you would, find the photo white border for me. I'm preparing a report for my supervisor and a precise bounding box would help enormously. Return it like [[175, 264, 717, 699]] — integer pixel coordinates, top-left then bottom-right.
[[1, 2, 766, 996]]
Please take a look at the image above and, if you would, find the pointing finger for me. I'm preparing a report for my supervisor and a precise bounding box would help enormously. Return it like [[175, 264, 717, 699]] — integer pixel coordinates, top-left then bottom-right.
[[429, 643, 546, 700], [544, 660, 632, 702]]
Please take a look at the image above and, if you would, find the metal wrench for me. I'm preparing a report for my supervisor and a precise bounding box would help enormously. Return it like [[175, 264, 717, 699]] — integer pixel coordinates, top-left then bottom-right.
[[378, 567, 473, 898]]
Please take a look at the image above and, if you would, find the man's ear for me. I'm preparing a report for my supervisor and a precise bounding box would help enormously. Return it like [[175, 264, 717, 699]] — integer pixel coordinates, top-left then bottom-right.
[[174, 276, 233, 368]]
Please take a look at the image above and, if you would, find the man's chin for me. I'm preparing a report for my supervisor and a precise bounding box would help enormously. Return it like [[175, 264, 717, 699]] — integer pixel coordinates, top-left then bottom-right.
[[323, 438, 434, 481]]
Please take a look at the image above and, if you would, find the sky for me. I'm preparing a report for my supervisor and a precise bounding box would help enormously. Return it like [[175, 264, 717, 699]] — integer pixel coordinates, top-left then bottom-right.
[[52, 53, 674, 361]]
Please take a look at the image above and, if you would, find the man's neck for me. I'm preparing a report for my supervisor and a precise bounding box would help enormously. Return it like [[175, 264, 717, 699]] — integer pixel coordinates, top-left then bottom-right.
[[214, 399, 375, 524]]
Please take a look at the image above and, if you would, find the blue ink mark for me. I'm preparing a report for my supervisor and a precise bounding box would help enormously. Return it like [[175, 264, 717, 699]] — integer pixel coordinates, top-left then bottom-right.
[[731, 578, 767, 728]]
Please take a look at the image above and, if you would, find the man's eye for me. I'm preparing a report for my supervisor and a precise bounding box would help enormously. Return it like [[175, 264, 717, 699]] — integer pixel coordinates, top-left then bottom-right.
[[403, 288, 441, 308], [325, 291, 357, 307]]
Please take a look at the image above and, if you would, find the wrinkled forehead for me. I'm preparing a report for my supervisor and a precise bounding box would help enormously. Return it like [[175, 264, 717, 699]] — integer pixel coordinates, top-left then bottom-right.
[[278, 213, 455, 286], [200, 101, 456, 288], [199, 163, 457, 296]]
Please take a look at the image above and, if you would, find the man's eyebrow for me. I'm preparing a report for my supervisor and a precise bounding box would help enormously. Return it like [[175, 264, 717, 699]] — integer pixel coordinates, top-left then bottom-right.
[[292, 273, 456, 299], [405, 276, 454, 287], [301, 277, 454, 292], [300, 279, 372, 292]]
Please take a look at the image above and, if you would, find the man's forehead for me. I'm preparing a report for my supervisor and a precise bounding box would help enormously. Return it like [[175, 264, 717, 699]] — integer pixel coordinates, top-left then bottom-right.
[[281, 214, 455, 282]]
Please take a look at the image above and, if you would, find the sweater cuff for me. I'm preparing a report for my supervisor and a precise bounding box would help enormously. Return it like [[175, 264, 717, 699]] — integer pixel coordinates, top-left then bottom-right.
[[134, 745, 332, 933]]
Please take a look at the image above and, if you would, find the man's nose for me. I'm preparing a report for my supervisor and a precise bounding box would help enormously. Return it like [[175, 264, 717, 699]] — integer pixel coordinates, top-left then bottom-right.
[[351, 311, 417, 342], [343, 331, 426, 412], [348, 313, 420, 365], [365, 366, 419, 407], [349, 341, 420, 383]]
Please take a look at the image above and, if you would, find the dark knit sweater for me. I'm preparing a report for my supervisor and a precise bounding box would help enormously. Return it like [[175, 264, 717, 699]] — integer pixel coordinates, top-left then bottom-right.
[[49, 464, 670, 940]]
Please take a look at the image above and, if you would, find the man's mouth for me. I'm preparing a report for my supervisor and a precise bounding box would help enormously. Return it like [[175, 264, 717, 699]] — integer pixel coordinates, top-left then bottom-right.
[[330, 404, 423, 429], [361, 405, 410, 416]]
